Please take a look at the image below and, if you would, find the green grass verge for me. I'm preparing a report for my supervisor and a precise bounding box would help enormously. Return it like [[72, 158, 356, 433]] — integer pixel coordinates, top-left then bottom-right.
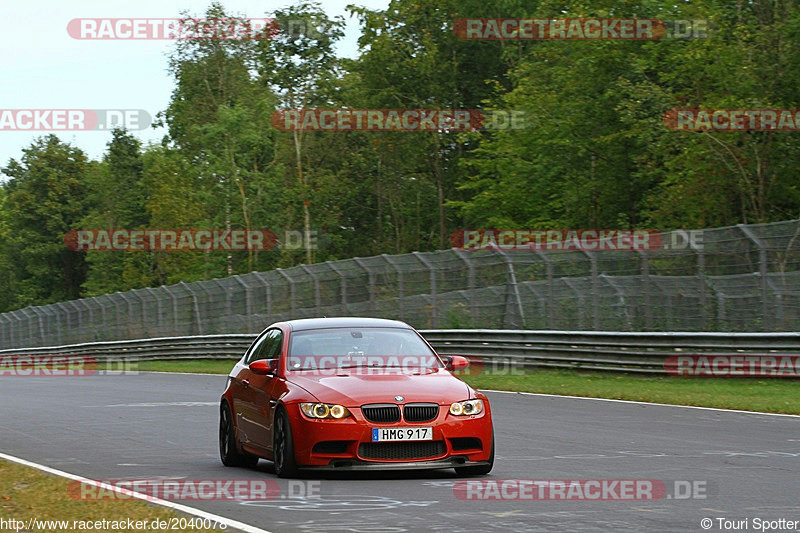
[[463, 369, 800, 415], [128, 360, 800, 415], [127, 359, 238, 374], [0, 460, 223, 532]]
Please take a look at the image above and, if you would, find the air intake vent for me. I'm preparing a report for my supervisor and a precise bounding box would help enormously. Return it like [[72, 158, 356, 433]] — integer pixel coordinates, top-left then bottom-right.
[[449, 437, 483, 451], [361, 404, 401, 423], [403, 403, 439, 423], [358, 441, 446, 460]]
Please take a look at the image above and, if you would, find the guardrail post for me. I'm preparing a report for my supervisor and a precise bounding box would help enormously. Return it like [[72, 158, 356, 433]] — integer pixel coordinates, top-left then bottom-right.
[[737, 224, 770, 331], [412, 252, 438, 327]]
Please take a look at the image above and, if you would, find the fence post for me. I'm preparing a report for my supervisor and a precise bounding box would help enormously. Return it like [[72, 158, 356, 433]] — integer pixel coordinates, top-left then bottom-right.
[[231, 276, 253, 331], [737, 224, 770, 331], [563, 278, 585, 330], [252, 272, 273, 323], [691, 241, 706, 330], [637, 250, 652, 329], [382, 255, 404, 322], [0, 315, 9, 349], [412, 252, 438, 327], [300, 265, 321, 316], [162, 286, 180, 335], [452, 249, 477, 325], [325, 261, 348, 314], [582, 251, 600, 330], [118, 292, 134, 339], [276, 269, 296, 317], [353, 258, 376, 315], [497, 250, 526, 329], [534, 251, 555, 329]]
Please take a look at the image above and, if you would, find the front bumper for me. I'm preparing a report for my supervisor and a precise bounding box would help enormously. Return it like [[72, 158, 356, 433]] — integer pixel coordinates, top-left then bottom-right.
[[300, 458, 491, 471], [287, 402, 493, 468]]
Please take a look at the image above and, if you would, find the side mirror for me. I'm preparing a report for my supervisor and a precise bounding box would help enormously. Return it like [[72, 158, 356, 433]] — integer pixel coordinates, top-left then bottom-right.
[[443, 355, 470, 371], [250, 359, 279, 376]]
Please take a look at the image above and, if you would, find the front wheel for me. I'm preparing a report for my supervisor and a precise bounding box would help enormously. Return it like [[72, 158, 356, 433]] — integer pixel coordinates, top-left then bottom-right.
[[273, 408, 299, 478], [219, 402, 259, 468], [454, 434, 494, 476]]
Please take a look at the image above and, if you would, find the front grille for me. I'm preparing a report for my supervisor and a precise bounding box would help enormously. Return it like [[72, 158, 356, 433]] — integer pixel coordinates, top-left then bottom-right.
[[358, 441, 446, 460], [403, 403, 439, 422], [450, 437, 483, 451], [362, 404, 400, 423]]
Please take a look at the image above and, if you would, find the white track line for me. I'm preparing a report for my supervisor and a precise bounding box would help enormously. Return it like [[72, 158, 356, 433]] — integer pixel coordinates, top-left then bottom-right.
[[0, 452, 272, 533], [479, 389, 800, 418]]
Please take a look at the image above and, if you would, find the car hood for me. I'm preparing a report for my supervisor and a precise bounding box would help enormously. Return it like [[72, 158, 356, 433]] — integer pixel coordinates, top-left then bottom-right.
[[285, 367, 471, 406]]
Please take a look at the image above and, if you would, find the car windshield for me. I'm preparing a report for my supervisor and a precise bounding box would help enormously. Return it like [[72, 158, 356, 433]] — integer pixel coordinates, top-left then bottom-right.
[[287, 327, 440, 371]]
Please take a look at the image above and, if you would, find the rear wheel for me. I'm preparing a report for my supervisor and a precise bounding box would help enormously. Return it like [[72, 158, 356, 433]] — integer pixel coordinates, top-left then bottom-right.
[[454, 434, 494, 476], [219, 402, 259, 468], [273, 408, 299, 478]]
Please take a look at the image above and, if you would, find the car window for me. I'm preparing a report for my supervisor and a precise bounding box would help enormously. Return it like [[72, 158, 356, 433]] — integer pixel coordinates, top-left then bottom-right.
[[264, 330, 283, 360], [246, 329, 278, 364]]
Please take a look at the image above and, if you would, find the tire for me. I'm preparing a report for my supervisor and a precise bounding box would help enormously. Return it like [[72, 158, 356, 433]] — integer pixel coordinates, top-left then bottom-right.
[[273, 408, 299, 478], [454, 434, 494, 476], [219, 402, 259, 468]]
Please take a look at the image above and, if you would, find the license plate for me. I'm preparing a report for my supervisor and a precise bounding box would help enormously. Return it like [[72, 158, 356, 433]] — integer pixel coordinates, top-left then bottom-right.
[[371, 427, 433, 442]]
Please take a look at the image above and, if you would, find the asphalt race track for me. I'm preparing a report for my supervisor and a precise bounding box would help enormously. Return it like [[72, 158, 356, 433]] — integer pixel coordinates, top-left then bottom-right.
[[1, 372, 799, 532]]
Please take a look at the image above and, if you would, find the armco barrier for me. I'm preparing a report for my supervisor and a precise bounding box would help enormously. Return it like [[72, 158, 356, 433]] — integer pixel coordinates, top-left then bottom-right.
[[1, 330, 799, 374]]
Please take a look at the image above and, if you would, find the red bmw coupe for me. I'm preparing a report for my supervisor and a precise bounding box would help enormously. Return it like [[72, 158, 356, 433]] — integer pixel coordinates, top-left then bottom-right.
[[219, 317, 494, 477]]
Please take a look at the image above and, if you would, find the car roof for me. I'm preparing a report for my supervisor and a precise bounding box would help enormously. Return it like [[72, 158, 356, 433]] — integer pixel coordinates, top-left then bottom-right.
[[285, 317, 413, 332]]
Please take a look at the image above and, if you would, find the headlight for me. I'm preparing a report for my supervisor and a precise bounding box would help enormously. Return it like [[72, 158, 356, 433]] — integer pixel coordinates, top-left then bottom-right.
[[449, 399, 483, 416], [300, 402, 350, 419]]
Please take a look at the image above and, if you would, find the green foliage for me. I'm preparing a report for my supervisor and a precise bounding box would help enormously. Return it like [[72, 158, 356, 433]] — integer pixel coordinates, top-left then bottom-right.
[[1, 0, 800, 311]]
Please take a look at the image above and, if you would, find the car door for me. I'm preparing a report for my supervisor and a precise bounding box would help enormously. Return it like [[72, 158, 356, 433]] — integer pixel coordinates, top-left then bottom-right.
[[248, 328, 284, 450], [233, 329, 276, 449]]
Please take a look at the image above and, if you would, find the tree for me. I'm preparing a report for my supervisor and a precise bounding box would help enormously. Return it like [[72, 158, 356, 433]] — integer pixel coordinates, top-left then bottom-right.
[[1, 135, 89, 306], [257, 1, 345, 263]]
